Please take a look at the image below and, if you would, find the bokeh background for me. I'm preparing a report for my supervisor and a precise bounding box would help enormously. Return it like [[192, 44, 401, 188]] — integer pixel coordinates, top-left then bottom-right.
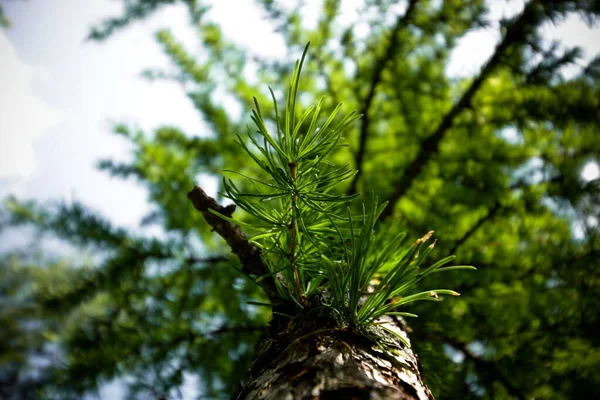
[[1, 0, 599, 399]]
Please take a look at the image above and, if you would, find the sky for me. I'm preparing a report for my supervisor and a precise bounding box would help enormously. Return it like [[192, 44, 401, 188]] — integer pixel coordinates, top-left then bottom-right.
[[0, 0, 599, 397], [0, 0, 599, 236]]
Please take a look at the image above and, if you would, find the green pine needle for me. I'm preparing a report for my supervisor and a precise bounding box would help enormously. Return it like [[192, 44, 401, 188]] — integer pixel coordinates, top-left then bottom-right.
[[217, 42, 474, 327]]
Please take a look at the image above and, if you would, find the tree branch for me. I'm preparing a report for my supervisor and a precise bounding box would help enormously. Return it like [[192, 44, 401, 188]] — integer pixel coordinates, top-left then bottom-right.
[[206, 324, 265, 338], [348, 0, 419, 195], [169, 324, 264, 349], [447, 174, 562, 254], [449, 202, 501, 255], [187, 185, 278, 298], [184, 255, 230, 265], [381, 0, 542, 220]]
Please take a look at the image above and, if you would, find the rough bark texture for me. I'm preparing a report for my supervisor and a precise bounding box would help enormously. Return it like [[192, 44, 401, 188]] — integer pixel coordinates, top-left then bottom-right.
[[232, 298, 434, 400]]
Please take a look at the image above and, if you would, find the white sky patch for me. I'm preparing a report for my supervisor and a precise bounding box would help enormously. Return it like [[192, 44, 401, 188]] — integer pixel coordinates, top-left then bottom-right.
[[447, 28, 498, 77], [196, 172, 219, 198], [443, 343, 465, 364], [444, 0, 600, 80], [573, 217, 598, 240], [540, 13, 600, 79], [207, 0, 286, 59], [497, 125, 522, 144], [97, 378, 126, 400], [582, 161, 600, 182], [573, 222, 584, 240], [446, 0, 525, 77], [0, 32, 64, 179]]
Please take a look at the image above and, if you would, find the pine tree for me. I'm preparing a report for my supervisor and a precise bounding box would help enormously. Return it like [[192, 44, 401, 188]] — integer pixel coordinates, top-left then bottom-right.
[[2, 0, 600, 399]]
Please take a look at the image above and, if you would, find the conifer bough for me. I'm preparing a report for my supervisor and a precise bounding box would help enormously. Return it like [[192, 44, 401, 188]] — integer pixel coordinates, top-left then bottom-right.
[[188, 43, 474, 400]]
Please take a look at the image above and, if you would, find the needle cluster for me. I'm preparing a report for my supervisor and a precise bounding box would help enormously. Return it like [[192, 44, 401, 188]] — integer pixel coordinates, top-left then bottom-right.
[[212, 44, 474, 332]]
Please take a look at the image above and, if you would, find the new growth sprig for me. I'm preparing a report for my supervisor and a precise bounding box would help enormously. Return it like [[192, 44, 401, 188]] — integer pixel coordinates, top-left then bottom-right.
[[207, 43, 475, 333], [214, 43, 361, 305], [324, 194, 475, 331]]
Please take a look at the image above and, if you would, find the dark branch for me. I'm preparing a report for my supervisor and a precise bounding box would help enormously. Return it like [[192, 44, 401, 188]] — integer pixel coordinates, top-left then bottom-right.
[[206, 324, 265, 338], [187, 185, 277, 298], [449, 202, 501, 255], [169, 324, 264, 349], [184, 255, 230, 265], [381, 1, 542, 220], [348, 0, 419, 195], [448, 175, 556, 254]]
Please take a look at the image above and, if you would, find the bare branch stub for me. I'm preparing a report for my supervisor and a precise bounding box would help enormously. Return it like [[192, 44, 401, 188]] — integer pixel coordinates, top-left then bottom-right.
[[187, 185, 277, 297]]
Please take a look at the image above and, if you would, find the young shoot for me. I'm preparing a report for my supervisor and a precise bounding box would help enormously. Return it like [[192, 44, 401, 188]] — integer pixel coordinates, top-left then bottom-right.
[[212, 43, 475, 333]]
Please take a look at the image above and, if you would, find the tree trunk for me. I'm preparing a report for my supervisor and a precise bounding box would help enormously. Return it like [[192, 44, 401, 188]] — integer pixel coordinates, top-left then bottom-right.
[[232, 298, 434, 400]]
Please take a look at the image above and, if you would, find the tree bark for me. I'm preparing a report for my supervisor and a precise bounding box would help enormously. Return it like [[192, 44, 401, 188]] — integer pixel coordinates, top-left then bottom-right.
[[232, 298, 434, 400]]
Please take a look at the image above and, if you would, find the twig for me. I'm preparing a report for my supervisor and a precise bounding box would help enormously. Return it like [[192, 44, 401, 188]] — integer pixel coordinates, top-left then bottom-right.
[[187, 185, 277, 298], [446, 175, 560, 254], [207, 324, 265, 338], [449, 202, 501, 255], [184, 255, 230, 265]]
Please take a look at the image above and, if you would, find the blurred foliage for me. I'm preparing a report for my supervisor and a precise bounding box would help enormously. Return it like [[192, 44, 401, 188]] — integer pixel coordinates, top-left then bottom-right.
[[0, 9, 8, 28], [0, 0, 14, 28], [1, 0, 600, 399]]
